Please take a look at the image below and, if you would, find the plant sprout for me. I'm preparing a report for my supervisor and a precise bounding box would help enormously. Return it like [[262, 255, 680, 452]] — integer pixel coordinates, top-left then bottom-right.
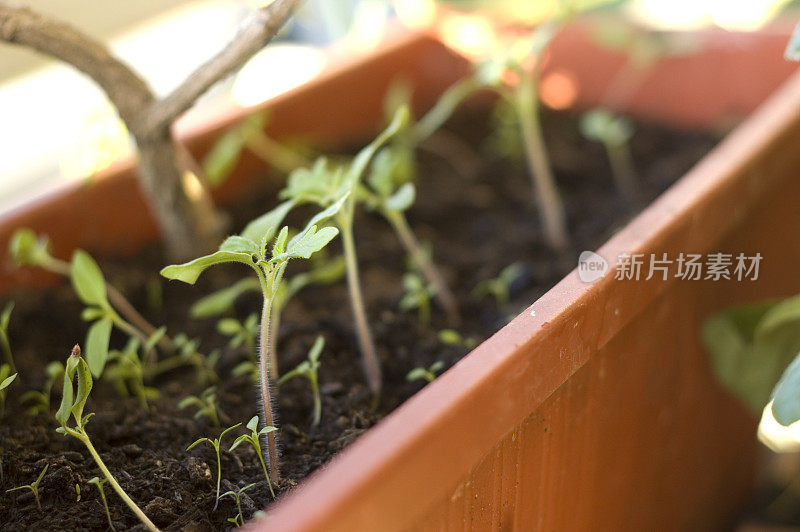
[[406, 361, 444, 384], [220, 482, 256, 528], [179, 386, 222, 427], [187, 423, 242, 509], [280, 108, 409, 396], [398, 272, 435, 327], [579, 109, 639, 205], [19, 361, 64, 416], [105, 337, 160, 409], [6, 463, 48, 511], [203, 112, 311, 185], [438, 329, 478, 350], [219, 313, 259, 357], [361, 147, 459, 324], [89, 476, 116, 531], [277, 336, 325, 428], [54, 345, 159, 532], [229, 416, 278, 498], [1, 301, 16, 373], [472, 263, 527, 307], [0, 363, 17, 417], [162, 198, 343, 481], [477, 23, 570, 250]]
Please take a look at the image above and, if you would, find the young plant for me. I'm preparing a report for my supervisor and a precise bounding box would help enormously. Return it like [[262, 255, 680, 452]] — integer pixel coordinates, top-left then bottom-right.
[[579, 109, 640, 205], [54, 345, 159, 532], [406, 361, 444, 384], [361, 147, 459, 324], [186, 423, 242, 509], [477, 23, 570, 250], [179, 386, 222, 427], [1, 301, 16, 373], [19, 361, 64, 416], [229, 416, 278, 497], [162, 198, 343, 481], [10, 229, 172, 359], [105, 337, 160, 409], [88, 476, 116, 531], [6, 463, 48, 511], [472, 263, 527, 307], [220, 483, 256, 528], [398, 272, 435, 328], [438, 329, 478, 350], [0, 363, 17, 417], [280, 107, 409, 396], [277, 336, 325, 428]]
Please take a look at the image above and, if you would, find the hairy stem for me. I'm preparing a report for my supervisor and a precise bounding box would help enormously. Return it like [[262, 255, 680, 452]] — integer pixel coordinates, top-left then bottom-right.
[[258, 295, 280, 481], [80, 432, 159, 532], [516, 73, 569, 251], [268, 305, 281, 380], [384, 210, 459, 324], [338, 216, 382, 396]]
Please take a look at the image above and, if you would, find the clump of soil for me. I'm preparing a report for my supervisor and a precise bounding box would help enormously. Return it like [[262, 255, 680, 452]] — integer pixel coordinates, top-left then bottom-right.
[[0, 111, 717, 530]]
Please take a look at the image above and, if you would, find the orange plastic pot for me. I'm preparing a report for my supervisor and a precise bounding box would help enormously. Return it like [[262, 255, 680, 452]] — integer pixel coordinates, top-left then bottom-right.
[[1, 20, 798, 531]]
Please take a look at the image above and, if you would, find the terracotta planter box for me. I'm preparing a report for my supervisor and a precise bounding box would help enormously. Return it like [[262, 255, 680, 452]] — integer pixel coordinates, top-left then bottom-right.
[[1, 21, 799, 531]]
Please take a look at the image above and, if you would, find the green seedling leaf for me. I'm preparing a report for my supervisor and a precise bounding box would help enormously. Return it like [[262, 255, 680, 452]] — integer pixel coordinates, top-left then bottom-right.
[[203, 129, 247, 187], [9, 228, 51, 266], [771, 351, 800, 425], [219, 236, 259, 255], [1, 302, 13, 334], [348, 106, 409, 184], [755, 296, 800, 341], [786, 21, 800, 61], [85, 317, 112, 378], [272, 227, 290, 257], [308, 336, 324, 364], [217, 318, 241, 336], [279, 226, 339, 261], [0, 372, 17, 391], [70, 251, 109, 308], [190, 278, 260, 319], [161, 251, 254, 285], [246, 415, 258, 432], [145, 326, 168, 354], [385, 183, 415, 212], [240, 200, 296, 244], [579, 109, 633, 146]]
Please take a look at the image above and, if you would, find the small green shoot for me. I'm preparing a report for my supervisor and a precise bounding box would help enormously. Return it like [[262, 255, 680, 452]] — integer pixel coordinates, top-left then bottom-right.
[[179, 386, 222, 427], [187, 423, 242, 509], [277, 336, 325, 428], [105, 338, 160, 409], [472, 263, 526, 307], [0, 363, 18, 417], [219, 314, 259, 359], [54, 345, 159, 532], [1, 301, 16, 373], [406, 361, 444, 384], [162, 198, 342, 481], [579, 109, 639, 205], [280, 107, 409, 395], [229, 416, 278, 498], [6, 463, 48, 511], [89, 476, 116, 531], [398, 272, 434, 327], [20, 361, 65, 416], [220, 482, 256, 528], [438, 329, 478, 350]]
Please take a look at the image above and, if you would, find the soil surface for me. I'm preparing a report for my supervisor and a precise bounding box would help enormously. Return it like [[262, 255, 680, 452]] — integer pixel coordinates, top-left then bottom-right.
[[0, 110, 717, 530]]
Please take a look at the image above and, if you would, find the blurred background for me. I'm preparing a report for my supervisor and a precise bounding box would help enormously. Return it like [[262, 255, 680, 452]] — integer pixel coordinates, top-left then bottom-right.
[[0, 0, 798, 213]]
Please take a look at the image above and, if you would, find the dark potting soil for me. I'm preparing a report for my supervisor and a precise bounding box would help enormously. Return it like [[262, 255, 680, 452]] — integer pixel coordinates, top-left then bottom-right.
[[0, 110, 718, 530]]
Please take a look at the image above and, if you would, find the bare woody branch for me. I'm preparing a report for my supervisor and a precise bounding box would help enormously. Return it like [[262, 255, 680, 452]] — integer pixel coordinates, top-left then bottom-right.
[[149, 0, 303, 130], [0, 0, 303, 258]]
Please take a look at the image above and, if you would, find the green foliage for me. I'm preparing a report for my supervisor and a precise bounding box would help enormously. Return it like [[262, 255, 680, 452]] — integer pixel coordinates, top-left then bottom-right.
[[105, 338, 160, 409], [579, 109, 633, 146], [179, 386, 222, 427], [218, 314, 259, 353], [0, 363, 17, 417], [6, 463, 48, 511], [277, 336, 325, 428], [220, 483, 256, 527], [1, 301, 16, 373], [190, 278, 261, 319], [229, 415, 278, 497], [398, 273, 435, 327], [8, 228, 56, 269], [438, 329, 478, 350], [406, 361, 444, 384], [702, 298, 800, 416], [472, 263, 526, 307], [19, 361, 64, 416], [187, 423, 242, 509], [88, 476, 116, 531]]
